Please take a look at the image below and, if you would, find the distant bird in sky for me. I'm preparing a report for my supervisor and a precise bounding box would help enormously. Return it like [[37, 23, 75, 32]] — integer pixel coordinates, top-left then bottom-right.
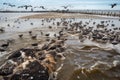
[[8, 4, 16, 7], [34, 6, 46, 10], [3, 3, 15, 7], [61, 6, 69, 9], [40, 6, 45, 9], [3, 3, 9, 5], [61, 5, 72, 9], [110, 3, 117, 8], [34, 6, 39, 8], [18, 5, 32, 10]]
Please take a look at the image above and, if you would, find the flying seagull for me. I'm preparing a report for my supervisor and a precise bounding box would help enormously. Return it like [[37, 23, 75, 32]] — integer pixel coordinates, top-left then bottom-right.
[[34, 6, 46, 9], [61, 5, 72, 9], [40, 6, 45, 9], [3, 3, 16, 7], [8, 4, 15, 7], [61, 6, 69, 9], [34, 6, 39, 8], [18, 5, 32, 10], [110, 3, 117, 8], [3, 3, 9, 5]]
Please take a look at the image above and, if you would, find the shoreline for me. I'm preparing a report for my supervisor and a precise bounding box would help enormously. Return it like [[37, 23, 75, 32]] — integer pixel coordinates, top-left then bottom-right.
[[20, 12, 120, 19]]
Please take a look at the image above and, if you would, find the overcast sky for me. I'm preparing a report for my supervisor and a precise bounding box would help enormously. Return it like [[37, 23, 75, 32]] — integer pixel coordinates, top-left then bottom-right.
[[0, 0, 120, 11]]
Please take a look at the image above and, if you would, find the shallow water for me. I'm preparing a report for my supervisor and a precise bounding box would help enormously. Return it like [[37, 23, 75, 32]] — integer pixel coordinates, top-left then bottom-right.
[[0, 13, 120, 80], [57, 42, 120, 80]]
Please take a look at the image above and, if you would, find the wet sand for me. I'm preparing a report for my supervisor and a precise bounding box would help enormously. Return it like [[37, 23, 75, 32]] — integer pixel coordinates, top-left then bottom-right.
[[21, 12, 119, 19], [0, 12, 120, 80]]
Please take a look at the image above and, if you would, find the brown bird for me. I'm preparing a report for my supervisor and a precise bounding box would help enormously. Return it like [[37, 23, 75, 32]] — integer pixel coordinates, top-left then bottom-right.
[[0, 48, 6, 52], [45, 33, 50, 37], [112, 41, 118, 45], [0, 28, 5, 32], [18, 34, 23, 38], [1, 42, 9, 48], [31, 43, 38, 47], [29, 31, 32, 35], [31, 35, 37, 39]]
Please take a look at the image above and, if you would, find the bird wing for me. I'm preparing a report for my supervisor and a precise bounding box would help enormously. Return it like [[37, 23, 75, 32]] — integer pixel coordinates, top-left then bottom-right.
[[34, 6, 39, 8], [61, 5, 71, 9], [40, 6, 45, 9], [9, 4, 15, 7], [111, 5, 114, 8], [25, 6, 28, 10], [28, 5, 32, 7], [3, 3, 8, 5], [110, 3, 118, 8], [18, 6, 23, 8]]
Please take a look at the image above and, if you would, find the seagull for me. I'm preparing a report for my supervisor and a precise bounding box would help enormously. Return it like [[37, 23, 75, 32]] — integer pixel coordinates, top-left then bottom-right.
[[18, 5, 32, 10], [8, 4, 15, 7], [34, 6, 46, 10], [34, 6, 40, 8], [3, 3, 9, 5], [61, 6, 68, 9], [110, 3, 117, 8], [3, 3, 15, 7], [61, 5, 72, 9], [40, 6, 45, 9]]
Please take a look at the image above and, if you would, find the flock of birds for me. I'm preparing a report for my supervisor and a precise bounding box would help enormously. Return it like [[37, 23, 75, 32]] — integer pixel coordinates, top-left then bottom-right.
[[1, 2, 119, 11], [0, 16, 120, 79], [0, 3, 120, 79], [3, 3, 46, 10], [2, 2, 72, 10], [0, 17, 71, 80], [0, 15, 120, 52]]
